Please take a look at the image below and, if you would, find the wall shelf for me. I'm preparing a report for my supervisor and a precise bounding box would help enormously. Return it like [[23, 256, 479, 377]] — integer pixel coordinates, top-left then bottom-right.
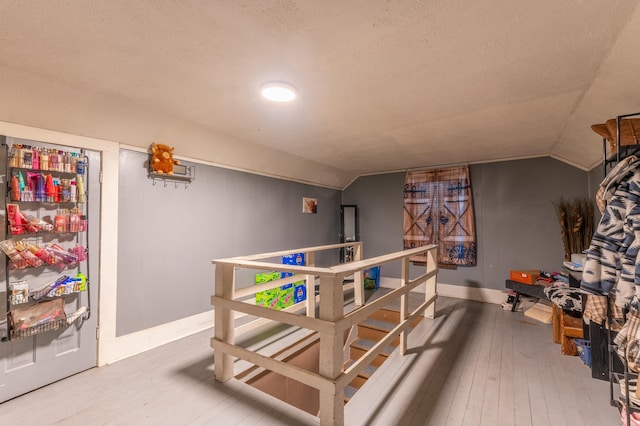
[[148, 165, 195, 188], [602, 112, 640, 175]]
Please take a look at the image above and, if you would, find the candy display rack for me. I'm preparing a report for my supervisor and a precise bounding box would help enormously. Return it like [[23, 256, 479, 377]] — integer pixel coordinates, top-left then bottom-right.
[[1, 136, 91, 341]]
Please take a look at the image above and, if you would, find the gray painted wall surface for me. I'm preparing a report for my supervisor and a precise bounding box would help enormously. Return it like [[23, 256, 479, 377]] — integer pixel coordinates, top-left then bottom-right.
[[589, 164, 604, 197], [117, 150, 341, 336], [342, 157, 590, 290], [589, 164, 604, 223]]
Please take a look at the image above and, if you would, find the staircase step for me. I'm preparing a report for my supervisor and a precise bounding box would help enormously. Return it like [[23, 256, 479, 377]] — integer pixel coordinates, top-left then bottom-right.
[[360, 313, 423, 332], [367, 308, 401, 323], [357, 327, 397, 348], [350, 338, 395, 356], [343, 309, 424, 403], [349, 375, 367, 389], [360, 318, 396, 332], [344, 360, 378, 379], [344, 385, 358, 402]]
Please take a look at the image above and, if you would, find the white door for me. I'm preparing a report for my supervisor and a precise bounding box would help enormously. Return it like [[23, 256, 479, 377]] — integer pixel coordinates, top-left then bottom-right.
[[0, 139, 100, 403]]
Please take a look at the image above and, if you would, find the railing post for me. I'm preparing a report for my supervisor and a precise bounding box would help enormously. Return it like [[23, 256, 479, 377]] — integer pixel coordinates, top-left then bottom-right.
[[353, 242, 364, 306], [425, 247, 438, 319], [214, 263, 235, 382], [318, 275, 344, 426], [305, 251, 316, 318], [400, 256, 409, 355]]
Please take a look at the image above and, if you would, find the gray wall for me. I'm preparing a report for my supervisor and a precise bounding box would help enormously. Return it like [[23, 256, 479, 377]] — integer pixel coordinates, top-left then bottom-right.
[[342, 157, 590, 290], [117, 150, 341, 336], [589, 163, 605, 223], [117, 152, 596, 335], [589, 164, 605, 196]]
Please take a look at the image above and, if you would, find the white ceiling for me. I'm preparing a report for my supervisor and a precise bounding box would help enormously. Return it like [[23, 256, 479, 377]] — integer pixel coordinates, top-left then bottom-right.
[[1, 0, 640, 189]]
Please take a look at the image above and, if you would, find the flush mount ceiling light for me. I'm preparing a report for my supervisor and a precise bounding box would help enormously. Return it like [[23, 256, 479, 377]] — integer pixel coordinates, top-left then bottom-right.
[[261, 82, 297, 102]]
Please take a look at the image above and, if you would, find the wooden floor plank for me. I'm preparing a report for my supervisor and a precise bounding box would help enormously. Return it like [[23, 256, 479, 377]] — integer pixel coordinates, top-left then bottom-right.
[[496, 308, 516, 426], [0, 297, 621, 426], [547, 337, 586, 426], [399, 297, 472, 426], [522, 315, 551, 426], [479, 306, 502, 426], [445, 302, 492, 426], [564, 347, 614, 426], [341, 296, 469, 426], [463, 304, 497, 426], [511, 316, 534, 426], [415, 300, 482, 425], [526, 314, 567, 426]]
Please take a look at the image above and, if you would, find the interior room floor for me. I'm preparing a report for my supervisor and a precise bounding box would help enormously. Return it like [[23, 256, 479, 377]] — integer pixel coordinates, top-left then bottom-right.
[[0, 296, 620, 425]]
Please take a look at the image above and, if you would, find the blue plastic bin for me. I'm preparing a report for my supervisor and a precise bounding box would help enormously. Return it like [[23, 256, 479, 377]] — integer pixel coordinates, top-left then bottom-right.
[[574, 339, 591, 367]]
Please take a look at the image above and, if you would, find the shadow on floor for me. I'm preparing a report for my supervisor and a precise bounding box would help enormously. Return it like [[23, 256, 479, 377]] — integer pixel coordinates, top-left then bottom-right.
[[177, 289, 479, 425], [350, 297, 481, 425]]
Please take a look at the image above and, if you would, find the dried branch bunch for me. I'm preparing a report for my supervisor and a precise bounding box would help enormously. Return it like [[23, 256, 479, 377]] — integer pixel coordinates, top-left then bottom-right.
[[554, 197, 595, 261]]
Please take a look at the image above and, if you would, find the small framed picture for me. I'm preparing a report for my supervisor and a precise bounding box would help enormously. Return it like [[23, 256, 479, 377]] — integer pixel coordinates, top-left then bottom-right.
[[302, 197, 317, 214]]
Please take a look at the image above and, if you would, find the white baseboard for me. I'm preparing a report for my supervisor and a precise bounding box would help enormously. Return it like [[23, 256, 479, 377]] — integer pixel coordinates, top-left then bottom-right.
[[378, 277, 505, 305], [99, 310, 214, 366], [100, 279, 506, 365]]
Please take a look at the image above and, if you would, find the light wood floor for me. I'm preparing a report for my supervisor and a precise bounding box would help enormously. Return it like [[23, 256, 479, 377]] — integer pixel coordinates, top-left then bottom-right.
[[0, 297, 620, 425]]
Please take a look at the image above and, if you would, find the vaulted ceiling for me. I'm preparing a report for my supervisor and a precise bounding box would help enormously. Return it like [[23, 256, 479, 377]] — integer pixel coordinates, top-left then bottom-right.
[[1, 1, 639, 189]]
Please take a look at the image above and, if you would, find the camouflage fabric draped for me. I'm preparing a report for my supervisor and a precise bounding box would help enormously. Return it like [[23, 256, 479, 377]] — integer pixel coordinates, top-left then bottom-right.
[[403, 166, 477, 268]]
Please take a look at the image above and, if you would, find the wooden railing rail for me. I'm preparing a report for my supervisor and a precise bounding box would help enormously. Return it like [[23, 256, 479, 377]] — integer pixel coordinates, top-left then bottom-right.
[[211, 243, 438, 426], [233, 241, 363, 261]]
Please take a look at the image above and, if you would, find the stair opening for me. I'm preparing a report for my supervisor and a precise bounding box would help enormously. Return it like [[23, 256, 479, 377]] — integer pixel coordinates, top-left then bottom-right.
[[244, 338, 321, 415], [240, 307, 423, 413]]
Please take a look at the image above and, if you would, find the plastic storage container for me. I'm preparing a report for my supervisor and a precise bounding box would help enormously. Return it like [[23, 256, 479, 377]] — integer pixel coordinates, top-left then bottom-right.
[[575, 338, 592, 367]]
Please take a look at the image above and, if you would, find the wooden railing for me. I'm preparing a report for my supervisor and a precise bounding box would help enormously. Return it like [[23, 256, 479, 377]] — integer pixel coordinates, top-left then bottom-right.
[[211, 242, 438, 426]]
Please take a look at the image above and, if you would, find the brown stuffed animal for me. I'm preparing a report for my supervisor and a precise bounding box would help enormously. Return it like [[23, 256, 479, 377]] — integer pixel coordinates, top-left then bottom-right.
[[150, 143, 179, 175]]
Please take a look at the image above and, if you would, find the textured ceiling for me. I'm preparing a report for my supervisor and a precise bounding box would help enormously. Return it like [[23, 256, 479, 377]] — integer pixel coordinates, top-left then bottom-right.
[[1, 0, 640, 188]]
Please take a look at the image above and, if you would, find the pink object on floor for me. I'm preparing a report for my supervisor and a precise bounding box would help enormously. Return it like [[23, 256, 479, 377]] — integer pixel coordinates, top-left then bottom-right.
[[621, 406, 640, 426]]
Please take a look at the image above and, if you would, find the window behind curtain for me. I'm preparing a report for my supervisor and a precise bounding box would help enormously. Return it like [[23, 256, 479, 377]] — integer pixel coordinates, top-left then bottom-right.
[[403, 166, 477, 268]]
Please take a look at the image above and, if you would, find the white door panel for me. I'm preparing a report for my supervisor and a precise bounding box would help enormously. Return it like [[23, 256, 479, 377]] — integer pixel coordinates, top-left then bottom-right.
[[0, 140, 99, 403]]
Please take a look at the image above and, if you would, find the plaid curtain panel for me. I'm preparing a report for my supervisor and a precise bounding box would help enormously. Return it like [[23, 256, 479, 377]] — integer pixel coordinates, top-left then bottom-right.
[[583, 294, 623, 331], [614, 310, 640, 372]]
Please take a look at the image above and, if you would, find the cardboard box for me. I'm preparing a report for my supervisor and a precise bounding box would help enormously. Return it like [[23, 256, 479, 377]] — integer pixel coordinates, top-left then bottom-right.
[[363, 266, 381, 290], [509, 269, 540, 285]]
